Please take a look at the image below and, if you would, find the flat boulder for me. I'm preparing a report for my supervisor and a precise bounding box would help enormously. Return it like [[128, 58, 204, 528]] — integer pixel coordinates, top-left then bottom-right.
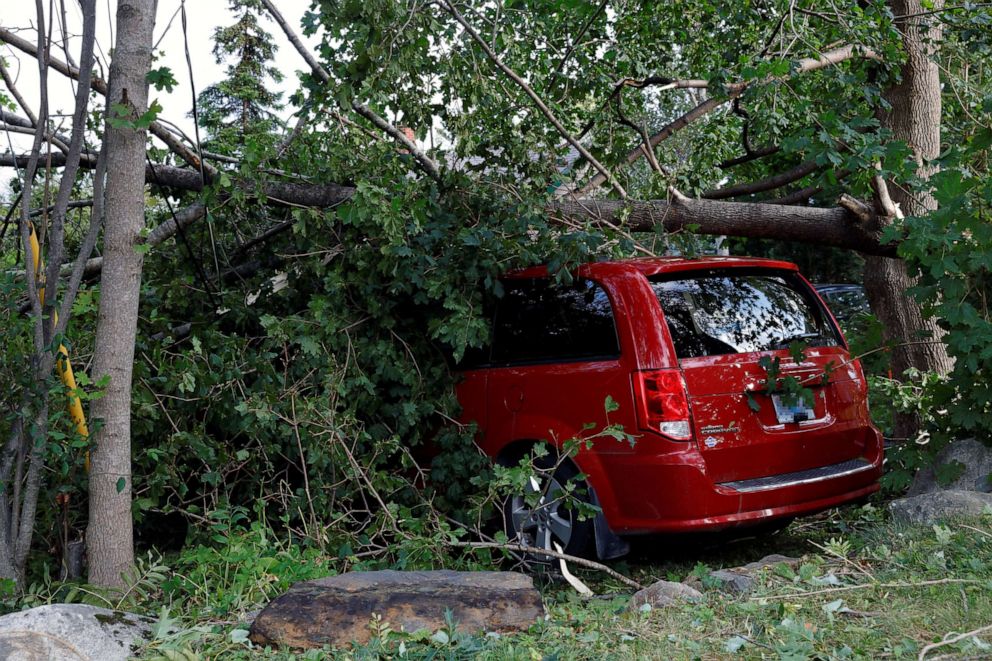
[[249, 569, 544, 649], [0, 604, 151, 661], [889, 489, 992, 524], [907, 438, 992, 496]]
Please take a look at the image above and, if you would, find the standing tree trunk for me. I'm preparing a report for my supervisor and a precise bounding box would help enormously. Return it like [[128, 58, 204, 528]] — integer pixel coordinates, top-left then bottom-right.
[[87, 0, 157, 589], [863, 0, 953, 438]]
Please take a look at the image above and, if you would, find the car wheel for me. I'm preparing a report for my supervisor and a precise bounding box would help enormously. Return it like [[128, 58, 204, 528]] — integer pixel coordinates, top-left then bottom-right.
[[502, 455, 593, 560]]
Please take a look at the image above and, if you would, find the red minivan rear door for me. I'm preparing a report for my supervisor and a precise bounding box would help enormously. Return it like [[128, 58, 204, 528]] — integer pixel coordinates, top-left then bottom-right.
[[648, 268, 874, 484]]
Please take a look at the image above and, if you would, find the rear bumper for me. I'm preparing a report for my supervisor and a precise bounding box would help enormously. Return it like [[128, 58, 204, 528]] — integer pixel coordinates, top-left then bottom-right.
[[593, 440, 883, 534]]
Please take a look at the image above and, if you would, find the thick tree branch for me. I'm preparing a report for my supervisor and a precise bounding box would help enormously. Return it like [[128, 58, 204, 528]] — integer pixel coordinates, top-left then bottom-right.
[[768, 184, 822, 205], [871, 164, 904, 219], [838, 194, 873, 223], [720, 145, 780, 169], [551, 196, 895, 256], [3, 147, 897, 269], [0, 150, 353, 209], [702, 159, 820, 199]]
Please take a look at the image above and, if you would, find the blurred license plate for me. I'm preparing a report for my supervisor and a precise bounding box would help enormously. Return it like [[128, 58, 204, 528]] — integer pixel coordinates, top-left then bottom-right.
[[771, 394, 815, 424]]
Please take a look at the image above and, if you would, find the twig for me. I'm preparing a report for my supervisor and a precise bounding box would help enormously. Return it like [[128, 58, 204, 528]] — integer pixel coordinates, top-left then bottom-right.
[[449, 540, 644, 590], [290, 394, 319, 540], [807, 539, 874, 580], [0, 26, 214, 177], [580, 44, 879, 196], [437, 0, 628, 198], [960, 524, 992, 540], [755, 577, 983, 601], [918, 623, 992, 661], [546, 0, 608, 89], [259, 0, 442, 182]]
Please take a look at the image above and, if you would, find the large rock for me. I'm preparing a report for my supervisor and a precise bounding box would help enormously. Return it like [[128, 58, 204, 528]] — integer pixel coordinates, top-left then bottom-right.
[[628, 580, 702, 610], [249, 570, 544, 649], [907, 438, 992, 496], [889, 489, 992, 524], [0, 604, 151, 661]]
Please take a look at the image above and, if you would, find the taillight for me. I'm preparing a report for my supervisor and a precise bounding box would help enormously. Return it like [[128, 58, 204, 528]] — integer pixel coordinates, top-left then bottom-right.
[[632, 369, 692, 440]]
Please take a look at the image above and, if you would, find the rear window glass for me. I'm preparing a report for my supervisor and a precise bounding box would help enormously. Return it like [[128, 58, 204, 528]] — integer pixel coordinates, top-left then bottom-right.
[[492, 279, 620, 365], [649, 272, 841, 359]]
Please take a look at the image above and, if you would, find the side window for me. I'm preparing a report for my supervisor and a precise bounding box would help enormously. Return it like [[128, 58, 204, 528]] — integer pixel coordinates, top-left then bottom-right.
[[492, 279, 620, 365]]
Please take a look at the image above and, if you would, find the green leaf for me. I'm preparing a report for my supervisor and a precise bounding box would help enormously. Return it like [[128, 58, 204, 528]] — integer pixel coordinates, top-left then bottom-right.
[[116, 477, 126, 494], [146, 67, 178, 92]]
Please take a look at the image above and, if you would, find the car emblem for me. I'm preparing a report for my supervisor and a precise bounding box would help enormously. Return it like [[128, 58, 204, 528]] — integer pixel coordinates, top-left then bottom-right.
[[703, 436, 721, 448], [700, 423, 739, 435]]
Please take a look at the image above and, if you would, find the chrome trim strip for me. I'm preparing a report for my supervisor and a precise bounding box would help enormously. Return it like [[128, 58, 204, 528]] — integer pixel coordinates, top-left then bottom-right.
[[717, 458, 874, 494]]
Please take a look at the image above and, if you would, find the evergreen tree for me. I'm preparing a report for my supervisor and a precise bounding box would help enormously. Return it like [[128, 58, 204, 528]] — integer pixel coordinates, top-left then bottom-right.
[[196, 0, 284, 155]]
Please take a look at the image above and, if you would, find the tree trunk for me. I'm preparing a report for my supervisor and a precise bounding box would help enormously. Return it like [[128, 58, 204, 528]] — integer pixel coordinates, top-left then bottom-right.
[[864, 0, 953, 438], [87, 0, 157, 589]]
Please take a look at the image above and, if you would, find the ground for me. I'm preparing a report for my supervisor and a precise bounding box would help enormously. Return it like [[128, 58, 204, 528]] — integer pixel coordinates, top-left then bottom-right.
[[129, 500, 992, 660]]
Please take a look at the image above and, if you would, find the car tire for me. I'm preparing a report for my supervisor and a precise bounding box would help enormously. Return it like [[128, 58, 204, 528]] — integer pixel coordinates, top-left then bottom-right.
[[500, 453, 593, 560]]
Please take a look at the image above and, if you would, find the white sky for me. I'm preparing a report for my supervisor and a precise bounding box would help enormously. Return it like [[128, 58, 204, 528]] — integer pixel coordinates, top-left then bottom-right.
[[2, 0, 318, 146]]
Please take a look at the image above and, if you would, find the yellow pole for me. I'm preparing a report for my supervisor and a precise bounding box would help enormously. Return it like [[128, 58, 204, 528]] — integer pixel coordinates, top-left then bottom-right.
[[27, 224, 90, 466]]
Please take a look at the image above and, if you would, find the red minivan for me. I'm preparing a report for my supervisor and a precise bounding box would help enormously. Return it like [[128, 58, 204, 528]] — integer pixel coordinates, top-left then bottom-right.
[[457, 257, 883, 559]]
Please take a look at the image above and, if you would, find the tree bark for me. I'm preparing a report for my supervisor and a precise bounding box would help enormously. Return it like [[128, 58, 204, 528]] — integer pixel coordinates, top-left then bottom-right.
[[864, 0, 953, 408], [553, 197, 893, 255], [87, 0, 157, 589]]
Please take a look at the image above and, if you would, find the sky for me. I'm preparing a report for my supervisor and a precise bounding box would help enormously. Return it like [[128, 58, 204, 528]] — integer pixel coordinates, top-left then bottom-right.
[[2, 0, 319, 147]]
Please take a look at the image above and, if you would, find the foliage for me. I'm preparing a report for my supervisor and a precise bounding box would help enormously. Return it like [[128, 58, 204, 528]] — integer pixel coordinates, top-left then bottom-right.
[[196, 0, 285, 154], [4, 0, 992, 596], [893, 119, 992, 442]]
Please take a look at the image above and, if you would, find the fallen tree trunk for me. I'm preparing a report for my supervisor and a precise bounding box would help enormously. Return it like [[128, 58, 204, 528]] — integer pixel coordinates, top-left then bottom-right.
[[551, 197, 892, 256], [3, 148, 896, 281]]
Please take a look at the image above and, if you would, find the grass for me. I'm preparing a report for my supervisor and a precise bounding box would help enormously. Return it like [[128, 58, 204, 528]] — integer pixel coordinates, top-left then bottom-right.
[[123, 502, 992, 660], [0, 503, 974, 659]]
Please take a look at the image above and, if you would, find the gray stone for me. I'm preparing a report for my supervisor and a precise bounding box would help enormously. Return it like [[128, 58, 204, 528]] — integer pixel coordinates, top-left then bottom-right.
[[250, 570, 544, 649], [707, 569, 756, 594], [907, 438, 992, 496], [684, 554, 801, 594], [889, 489, 992, 524], [738, 554, 801, 573], [628, 580, 702, 610], [0, 604, 152, 661]]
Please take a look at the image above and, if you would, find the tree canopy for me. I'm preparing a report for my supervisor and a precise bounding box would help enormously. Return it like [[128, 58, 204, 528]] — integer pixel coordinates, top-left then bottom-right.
[[0, 0, 990, 591]]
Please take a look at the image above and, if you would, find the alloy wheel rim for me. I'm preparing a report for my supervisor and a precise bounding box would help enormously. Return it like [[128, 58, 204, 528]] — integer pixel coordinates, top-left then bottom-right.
[[509, 473, 573, 551]]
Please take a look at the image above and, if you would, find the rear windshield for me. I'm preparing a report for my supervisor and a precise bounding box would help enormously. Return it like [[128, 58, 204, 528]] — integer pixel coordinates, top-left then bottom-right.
[[649, 271, 841, 359]]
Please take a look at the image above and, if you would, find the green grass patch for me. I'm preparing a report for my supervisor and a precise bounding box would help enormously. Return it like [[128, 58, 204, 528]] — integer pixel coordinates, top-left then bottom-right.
[[20, 505, 992, 660]]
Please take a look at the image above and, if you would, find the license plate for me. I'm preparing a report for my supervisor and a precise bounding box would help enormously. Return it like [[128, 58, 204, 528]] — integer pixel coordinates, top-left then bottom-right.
[[771, 393, 815, 424]]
